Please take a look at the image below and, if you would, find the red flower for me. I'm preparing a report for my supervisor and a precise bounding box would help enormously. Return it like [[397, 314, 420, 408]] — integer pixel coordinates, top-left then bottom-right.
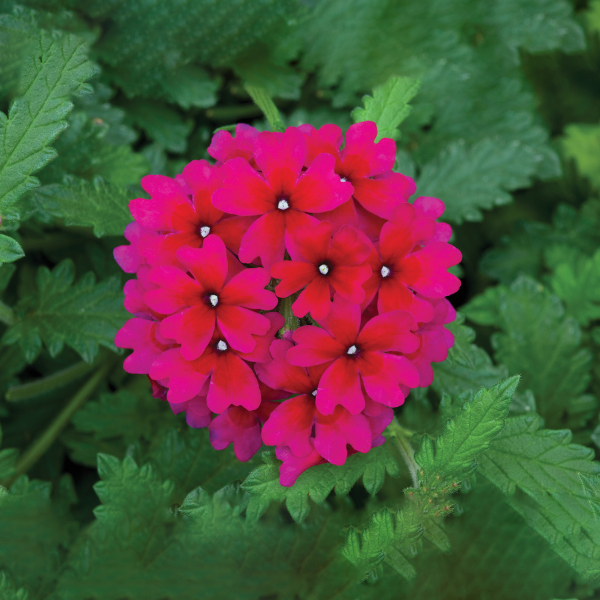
[[270, 222, 372, 320], [144, 235, 277, 360], [212, 127, 353, 269], [257, 340, 372, 464], [207, 123, 259, 166], [362, 198, 462, 321], [300, 121, 415, 240], [287, 296, 420, 415], [149, 313, 282, 413]]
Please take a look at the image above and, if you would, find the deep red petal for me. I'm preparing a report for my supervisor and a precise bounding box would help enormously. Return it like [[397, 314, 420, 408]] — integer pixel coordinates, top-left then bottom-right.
[[357, 310, 419, 353], [175, 235, 228, 293], [254, 339, 313, 393], [316, 357, 364, 415], [272, 261, 317, 297], [207, 352, 261, 413], [293, 277, 331, 320], [217, 305, 270, 353], [220, 267, 276, 309], [316, 295, 361, 347], [288, 327, 345, 366], [238, 211, 286, 270], [159, 304, 215, 360]]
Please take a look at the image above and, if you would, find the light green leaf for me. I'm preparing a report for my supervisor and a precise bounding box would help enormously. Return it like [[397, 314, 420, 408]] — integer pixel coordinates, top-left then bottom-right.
[[1, 259, 127, 363], [0, 235, 24, 265], [479, 414, 600, 578], [33, 175, 132, 238], [161, 65, 219, 109], [0, 31, 97, 213], [242, 444, 400, 523], [352, 75, 420, 141], [416, 377, 519, 482], [562, 122, 600, 189]]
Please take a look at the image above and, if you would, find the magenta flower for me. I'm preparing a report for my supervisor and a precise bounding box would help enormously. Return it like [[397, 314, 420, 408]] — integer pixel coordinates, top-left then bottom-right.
[[212, 127, 353, 269], [207, 123, 259, 166], [301, 121, 416, 240], [270, 222, 372, 320], [287, 296, 420, 415], [257, 340, 372, 464], [144, 235, 277, 360], [149, 313, 282, 412], [362, 198, 462, 320]]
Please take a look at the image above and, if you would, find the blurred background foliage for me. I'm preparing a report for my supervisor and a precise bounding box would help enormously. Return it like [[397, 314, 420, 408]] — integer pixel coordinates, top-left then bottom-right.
[[1, 0, 600, 598]]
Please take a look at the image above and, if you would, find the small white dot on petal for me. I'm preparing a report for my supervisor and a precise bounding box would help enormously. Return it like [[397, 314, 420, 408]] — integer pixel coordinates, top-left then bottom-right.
[[217, 340, 228, 351], [277, 199, 290, 210], [319, 264, 329, 275], [381, 266, 391, 278], [209, 294, 219, 307], [340, 177, 348, 182], [347, 345, 358, 355], [312, 390, 317, 397], [200, 226, 211, 238]]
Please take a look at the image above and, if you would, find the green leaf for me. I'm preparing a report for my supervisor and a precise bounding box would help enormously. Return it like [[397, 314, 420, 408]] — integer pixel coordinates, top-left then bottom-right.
[[0, 31, 97, 213], [580, 473, 600, 521], [416, 138, 543, 224], [33, 175, 132, 238], [242, 444, 400, 523], [0, 422, 18, 480], [431, 313, 508, 398], [0, 475, 78, 597], [1, 259, 127, 363], [478, 414, 600, 578], [562, 121, 600, 189], [0, 235, 24, 266], [463, 276, 594, 427], [121, 100, 193, 154], [352, 75, 420, 140], [547, 248, 600, 326], [161, 65, 219, 109], [415, 377, 519, 482], [0, 572, 30, 600]]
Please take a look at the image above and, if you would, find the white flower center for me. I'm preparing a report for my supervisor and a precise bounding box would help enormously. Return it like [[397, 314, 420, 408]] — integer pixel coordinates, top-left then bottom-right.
[[340, 177, 348, 182], [312, 390, 317, 397], [200, 226, 211, 238], [318, 264, 329, 275], [217, 340, 228, 351], [381, 266, 391, 278], [347, 345, 358, 355], [209, 294, 219, 307], [277, 199, 290, 210]]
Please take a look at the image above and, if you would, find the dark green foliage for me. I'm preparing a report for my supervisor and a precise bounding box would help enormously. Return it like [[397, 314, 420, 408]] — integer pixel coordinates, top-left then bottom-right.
[[0, 0, 599, 597]]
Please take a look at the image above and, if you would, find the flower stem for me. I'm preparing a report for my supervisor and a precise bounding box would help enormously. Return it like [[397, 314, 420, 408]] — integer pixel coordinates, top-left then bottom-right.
[[0, 300, 14, 326], [244, 84, 285, 132], [2, 357, 116, 486], [6, 359, 96, 402], [279, 295, 299, 335], [387, 417, 419, 487]]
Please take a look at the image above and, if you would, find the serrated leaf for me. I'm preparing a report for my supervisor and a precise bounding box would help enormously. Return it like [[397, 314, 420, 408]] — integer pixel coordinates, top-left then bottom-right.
[[33, 175, 132, 237], [0, 235, 24, 265], [548, 248, 600, 326], [0, 31, 97, 213], [479, 414, 600, 578], [161, 65, 219, 109], [242, 444, 400, 523], [562, 121, 600, 189], [416, 377, 519, 482], [416, 138, 541, 224], [432, 313, 508, 398], [1, 259, 127, 363], [580, 474, 600, 521], [352, 75, 420, 141], [463, 276, 594, 427]]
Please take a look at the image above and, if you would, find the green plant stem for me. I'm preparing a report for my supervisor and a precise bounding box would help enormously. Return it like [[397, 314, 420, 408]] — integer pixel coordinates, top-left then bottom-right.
[[388, 417, 419, 487], [4, 357, 115, 485], [6, 359, 96, 402], [244, 83, 285, 132], [279, 295, 299, 335], [0, 300, 14, 325]]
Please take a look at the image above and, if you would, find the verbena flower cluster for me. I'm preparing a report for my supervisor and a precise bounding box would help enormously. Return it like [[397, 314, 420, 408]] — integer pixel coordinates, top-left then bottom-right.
[[114, 121, 461, 486]]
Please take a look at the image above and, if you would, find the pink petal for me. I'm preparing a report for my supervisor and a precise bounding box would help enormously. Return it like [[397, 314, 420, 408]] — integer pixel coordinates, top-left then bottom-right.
[[207, 351, 261, 413], [357, 310, 419, 353], [159, 304, 215, 361], [272, 261, 317, 297], [288, 327, 345, 366], [253, 127, 306, 178], [292, 221, 333, 265], [238, 210, 286, 271], [212, 158, 275, 215], [314, 406, 371, 464], [176, 235, 228, 293], [220, 267, 277, 310], [185, 394, 213, 429], [290, 153, 353, 213], [317, 295, 361, 347], [261, 394, 316, 457], [276, 445, 326, 487], [352, 171, 414, 219], [292, 277, 331, 320], [316, 199, 359, 236], [207, 124, 258, 164], [343, 121, 396, 175], [236, 312, 284, 363], [316, 357, 365, 415], [115, 319, 170, 374], [217, 305, 270, 353], [145, 266, 199, 313], [328, 265, 370, 304], [209, 406, 262, 461], [359, 353, 418, 407], [255, 339, 313, 394]]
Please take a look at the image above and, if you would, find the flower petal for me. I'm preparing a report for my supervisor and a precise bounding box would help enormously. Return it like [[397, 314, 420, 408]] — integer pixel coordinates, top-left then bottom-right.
[[316, 357, 365, 415]]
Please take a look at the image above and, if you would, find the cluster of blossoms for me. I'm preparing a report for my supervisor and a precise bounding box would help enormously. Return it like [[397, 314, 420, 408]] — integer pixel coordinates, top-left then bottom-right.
[[114, 121, 461, 486]]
